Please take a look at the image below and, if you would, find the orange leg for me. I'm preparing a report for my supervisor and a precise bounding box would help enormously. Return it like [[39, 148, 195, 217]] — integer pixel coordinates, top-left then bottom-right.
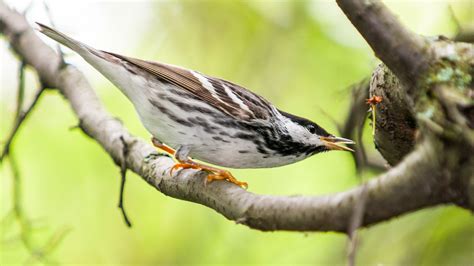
[[151, 137, 248, 188], [151, 137, 176, 155]]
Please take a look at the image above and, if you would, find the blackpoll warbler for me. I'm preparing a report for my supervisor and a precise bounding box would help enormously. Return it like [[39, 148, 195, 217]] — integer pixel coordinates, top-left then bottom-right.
[[37, 23, 354, 188]]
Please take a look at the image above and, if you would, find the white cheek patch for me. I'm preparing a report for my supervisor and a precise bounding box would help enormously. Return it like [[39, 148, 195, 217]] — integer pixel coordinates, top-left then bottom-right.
[[279, 116, 322, 146]]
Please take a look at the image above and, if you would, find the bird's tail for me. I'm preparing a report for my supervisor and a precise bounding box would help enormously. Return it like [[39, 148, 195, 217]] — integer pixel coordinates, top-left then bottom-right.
[[36, 22, 93, 56], [35, 22, 142, 103]]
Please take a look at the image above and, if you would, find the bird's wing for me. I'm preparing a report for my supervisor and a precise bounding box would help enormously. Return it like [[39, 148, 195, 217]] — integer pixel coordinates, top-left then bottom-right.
[[35, 23, 274, 121], [104, 52, 274, 121]]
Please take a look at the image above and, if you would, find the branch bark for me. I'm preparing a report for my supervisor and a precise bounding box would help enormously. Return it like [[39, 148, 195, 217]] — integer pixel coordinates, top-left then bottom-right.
[[1, 0, 472, 233], [336, 0, 431, 89], [369, 65, 417, 165]]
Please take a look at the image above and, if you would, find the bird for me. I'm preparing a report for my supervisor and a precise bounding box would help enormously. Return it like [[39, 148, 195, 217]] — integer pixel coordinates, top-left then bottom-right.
[[36, 23, 354, 188]]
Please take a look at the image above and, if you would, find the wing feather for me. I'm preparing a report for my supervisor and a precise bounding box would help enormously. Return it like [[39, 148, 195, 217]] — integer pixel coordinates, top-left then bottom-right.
[[104, 51, 273, 121]]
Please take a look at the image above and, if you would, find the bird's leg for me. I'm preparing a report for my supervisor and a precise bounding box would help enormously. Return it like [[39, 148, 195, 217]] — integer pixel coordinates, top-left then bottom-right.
[[171, 145, 202, 172], [151, 138, 247, 188], [151, 137, 176, 155]]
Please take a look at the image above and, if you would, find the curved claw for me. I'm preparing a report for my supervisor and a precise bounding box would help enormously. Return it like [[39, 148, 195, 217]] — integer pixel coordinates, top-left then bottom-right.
[[170, 163, 201, 175], [206, 171, 248, 189]]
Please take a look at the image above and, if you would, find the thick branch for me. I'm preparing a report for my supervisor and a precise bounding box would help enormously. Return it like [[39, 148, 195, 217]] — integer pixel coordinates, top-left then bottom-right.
[[0, 1, 464, 232], [336, 0, 431, 88]]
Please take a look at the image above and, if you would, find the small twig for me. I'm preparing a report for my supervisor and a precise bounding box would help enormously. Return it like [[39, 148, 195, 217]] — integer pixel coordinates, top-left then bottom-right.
[[0, 61, 45, 162], [15, 61, 26, 120], [450, 5, 474, 43], [0, 61, 47, 262], [339, 79, 386, 173], [340, 79, 370, 171], [0, 85, 45, 162], [42, 0, 64, 63], [447, 5, 462, 34], [8, 154, 70, 263], [446, 5, 474, 43], [24, 226, 72, 265], [347, 181, 369, 266], [118, 136, 132, 227], [0, 61, 26, 162], [8, 153, 34, 253], [342, 85, 381, 265], [21, 0, 34, 15]]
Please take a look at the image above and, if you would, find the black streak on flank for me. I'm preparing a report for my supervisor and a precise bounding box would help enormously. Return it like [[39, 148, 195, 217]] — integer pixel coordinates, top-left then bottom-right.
[[213, 119, 245, 130], [238, 150, 250, 154], [219, 131, 230, 136], [188, 117, 216, 134], [234, 132, 255, 140], [149, 99, 193, 127], [256, 145, 269, 155], [212, 136, 231, 143]]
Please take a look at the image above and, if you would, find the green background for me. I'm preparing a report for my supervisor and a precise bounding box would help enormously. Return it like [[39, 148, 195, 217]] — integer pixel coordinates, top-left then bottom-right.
[[1, 0, 473, 265]]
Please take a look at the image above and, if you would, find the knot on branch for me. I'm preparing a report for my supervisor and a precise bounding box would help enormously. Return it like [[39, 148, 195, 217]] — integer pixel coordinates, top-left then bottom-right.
[[370, 65, 417, 165]]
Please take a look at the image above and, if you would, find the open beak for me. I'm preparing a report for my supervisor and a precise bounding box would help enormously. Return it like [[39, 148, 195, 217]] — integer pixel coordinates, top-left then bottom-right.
[[320, 136, 355, 152]]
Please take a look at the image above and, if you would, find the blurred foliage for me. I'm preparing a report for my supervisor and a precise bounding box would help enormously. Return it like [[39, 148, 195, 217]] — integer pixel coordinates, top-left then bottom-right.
[[1, 0, 473, 264]]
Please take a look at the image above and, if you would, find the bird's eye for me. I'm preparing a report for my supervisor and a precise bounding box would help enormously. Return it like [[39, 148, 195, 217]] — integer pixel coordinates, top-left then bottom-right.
[[306, 124, 316, 134]]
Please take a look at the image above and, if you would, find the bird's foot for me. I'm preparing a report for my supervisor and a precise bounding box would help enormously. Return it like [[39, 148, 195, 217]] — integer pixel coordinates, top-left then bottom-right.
[[206, 169, 248, 189], [171, 161, 248, 189], [151, 137, 247, 188]]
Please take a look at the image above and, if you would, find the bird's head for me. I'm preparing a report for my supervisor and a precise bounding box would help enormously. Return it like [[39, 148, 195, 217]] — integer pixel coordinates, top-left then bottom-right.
[[278, 110, 355, 154]]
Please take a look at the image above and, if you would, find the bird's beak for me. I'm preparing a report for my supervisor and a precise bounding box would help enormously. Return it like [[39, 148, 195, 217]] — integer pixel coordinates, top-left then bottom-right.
[[320, 136, 355, 152]]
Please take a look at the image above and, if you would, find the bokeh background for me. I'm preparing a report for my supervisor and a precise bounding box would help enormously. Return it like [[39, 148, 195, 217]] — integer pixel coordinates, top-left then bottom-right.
[[1, 0, 473, 265]]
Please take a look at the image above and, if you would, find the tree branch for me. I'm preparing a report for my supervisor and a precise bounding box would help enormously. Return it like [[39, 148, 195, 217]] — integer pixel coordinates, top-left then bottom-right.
[[336, 0, 431, 88], [0, 1, 469, 232]]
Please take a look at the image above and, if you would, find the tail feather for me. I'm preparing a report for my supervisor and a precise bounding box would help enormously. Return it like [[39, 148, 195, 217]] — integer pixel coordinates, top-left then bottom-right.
[[35, 22, 140, 101], [36, 22, 91, 55]]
